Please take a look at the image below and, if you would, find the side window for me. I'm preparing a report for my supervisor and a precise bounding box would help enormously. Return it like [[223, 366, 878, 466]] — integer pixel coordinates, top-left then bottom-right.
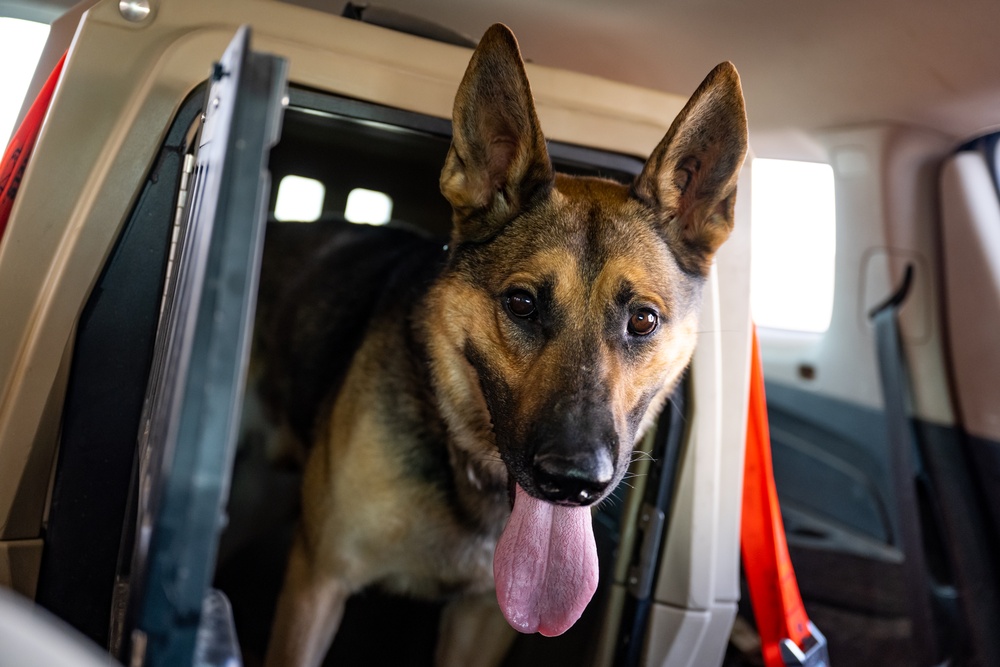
[[750, 158, 836, 333], [274, 175, 325, 221], [344, 187, 392, 225], [0, 17, 50, 145]]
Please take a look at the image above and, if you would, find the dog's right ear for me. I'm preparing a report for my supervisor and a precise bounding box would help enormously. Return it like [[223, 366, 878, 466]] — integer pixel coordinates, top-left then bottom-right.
[[440, 23, 554, 244]]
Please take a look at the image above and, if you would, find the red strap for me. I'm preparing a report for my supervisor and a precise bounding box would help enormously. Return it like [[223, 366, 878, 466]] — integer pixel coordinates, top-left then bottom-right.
[[0, 52, 67, 244], [741, 326, 812, 666]]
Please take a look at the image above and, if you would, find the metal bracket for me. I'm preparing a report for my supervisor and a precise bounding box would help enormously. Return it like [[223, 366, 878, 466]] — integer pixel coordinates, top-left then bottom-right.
[[626, 502, 665, 599], [780, 621, 831, 667]]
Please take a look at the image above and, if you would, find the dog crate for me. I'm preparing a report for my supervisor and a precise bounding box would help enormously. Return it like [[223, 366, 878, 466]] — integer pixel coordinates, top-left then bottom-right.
[[0, 1, 752, 665]]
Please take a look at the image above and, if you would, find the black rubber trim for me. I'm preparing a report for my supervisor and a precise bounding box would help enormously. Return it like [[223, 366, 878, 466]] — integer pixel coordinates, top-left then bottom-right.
[[286, 87, 647, 179], [956, 131, 1000, 200], [341, 2, 477, 48], [34, 87, 206, 647]]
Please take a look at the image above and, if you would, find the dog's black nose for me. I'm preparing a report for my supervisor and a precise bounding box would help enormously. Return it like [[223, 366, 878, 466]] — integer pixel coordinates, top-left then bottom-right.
[[532, 450, 613, 505]]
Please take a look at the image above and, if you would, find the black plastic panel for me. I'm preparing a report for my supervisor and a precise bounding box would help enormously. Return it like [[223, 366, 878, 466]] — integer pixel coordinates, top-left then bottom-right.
[[763, 380, 1000, 665], [765, 381, 896, 544], [34, 87, 203, 648], [916, 422, 1000, 666], [968, 433, 1000, 540]]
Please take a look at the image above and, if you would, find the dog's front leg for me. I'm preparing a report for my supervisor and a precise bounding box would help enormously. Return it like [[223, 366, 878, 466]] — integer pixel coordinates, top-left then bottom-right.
[[436, 591, 516, 667], [264, 533, 349, 667]]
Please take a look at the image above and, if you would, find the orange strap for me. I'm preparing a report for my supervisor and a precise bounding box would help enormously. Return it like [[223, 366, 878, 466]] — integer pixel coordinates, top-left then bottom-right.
[[0, 52, 66, 243], [741, 327, 813, 666]]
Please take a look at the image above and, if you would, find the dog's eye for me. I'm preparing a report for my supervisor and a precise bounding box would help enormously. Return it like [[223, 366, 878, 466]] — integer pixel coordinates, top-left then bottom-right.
[[506, 290, 537, 318], [628, 309, 658, 336]]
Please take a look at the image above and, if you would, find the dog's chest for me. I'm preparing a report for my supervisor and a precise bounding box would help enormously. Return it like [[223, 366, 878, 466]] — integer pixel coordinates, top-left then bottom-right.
[[314, 382, 509, 599], [375, 519, 501, 599], [330, 457, 504, 599]]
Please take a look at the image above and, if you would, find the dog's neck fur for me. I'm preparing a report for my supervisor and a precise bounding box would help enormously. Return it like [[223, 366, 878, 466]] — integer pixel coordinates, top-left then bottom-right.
[[403, 290, 511, 535]]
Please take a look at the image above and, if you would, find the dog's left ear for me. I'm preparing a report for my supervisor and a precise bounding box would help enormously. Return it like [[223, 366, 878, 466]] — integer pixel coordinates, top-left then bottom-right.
[[633, 62, 748, 275], [440, 23, 554, 243]]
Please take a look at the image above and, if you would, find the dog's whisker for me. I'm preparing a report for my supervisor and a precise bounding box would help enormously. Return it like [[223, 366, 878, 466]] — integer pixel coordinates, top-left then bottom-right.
[[468, 452, 504, 464], [693, 327, 743, 335], [596, 494, 622, 511], [664, 396, 691, 427]]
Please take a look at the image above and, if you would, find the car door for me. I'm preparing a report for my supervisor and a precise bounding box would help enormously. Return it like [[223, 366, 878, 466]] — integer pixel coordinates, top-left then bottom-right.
[[755, 131, 1000, 666], [117, 26, 286, 666], [35, 27, 287, 667]]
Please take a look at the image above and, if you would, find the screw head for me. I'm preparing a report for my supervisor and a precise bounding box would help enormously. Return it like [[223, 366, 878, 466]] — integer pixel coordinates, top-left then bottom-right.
[[119, 0, 152, 23]]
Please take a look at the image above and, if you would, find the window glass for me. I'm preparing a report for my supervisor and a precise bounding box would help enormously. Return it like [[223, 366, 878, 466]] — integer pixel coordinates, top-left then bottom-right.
[[345, 187, 392, 225], [750, 158, 836, 333], [274, 175, 325, 221], [0, 18, 50, 146]]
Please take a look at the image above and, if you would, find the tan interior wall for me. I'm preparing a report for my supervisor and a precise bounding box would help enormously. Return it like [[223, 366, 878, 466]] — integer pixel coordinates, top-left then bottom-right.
[[940, 152, 1000, 442], [759, 124, 955, 426]]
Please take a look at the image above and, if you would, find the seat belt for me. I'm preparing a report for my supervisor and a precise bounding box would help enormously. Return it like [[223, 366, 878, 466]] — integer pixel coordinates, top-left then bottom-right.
[[0, 52, 66, 243], [742, 326, 830, 667], [869, 265, 952, 667]]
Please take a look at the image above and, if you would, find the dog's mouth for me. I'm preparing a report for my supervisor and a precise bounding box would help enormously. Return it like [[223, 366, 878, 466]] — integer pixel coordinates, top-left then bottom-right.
[[493, 442, 617, 636], [493, 482, 600, 636]]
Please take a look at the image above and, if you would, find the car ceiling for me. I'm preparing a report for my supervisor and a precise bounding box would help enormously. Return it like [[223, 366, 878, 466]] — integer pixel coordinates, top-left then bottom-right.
[[7, 0, 1000, 158], [292, 0, 1000, 157]]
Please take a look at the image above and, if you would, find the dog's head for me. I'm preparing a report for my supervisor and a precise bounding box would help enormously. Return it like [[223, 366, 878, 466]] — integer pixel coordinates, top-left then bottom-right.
[[430, 23, 746, 506], [424, 23, 746, 635]]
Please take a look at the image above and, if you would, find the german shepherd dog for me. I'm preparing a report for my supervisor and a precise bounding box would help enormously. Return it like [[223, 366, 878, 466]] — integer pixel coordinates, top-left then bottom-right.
[[260, 23, 746, 667]]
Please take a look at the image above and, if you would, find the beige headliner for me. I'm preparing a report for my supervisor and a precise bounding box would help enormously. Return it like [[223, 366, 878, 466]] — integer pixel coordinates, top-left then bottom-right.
[[282, 0, 1000, 156], [9, 0, 999, 155]]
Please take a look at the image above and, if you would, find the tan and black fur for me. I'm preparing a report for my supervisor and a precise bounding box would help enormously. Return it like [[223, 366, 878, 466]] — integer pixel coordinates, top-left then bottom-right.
[[260, 23, 747, 667]]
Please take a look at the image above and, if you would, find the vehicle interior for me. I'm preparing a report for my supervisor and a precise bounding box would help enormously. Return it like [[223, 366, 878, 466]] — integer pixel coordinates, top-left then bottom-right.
[[0, 1, 998, 666]]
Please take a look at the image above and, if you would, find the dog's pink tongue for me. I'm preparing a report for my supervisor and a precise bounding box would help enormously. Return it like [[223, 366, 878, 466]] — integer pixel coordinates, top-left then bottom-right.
[[494, 484, 599, 637]]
